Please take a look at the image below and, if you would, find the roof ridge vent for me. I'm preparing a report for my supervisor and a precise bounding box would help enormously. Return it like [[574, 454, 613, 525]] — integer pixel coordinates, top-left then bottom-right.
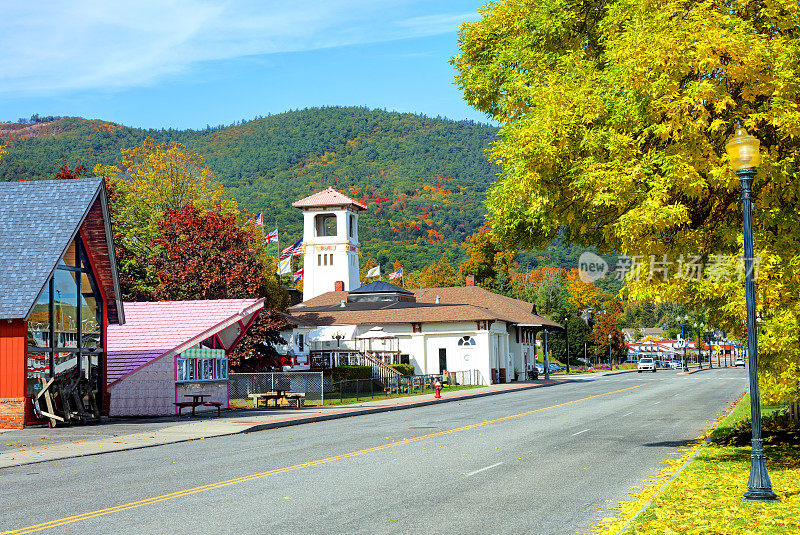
[[435, 295, 441, 304], [340, 299, 346, 308]]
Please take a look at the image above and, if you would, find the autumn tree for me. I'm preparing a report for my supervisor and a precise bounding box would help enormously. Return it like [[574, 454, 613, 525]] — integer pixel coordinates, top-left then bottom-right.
[[453, 0, 800, 402], [151, 203, 286, 306], [94, 139, 241, 300], [53, 164, 89, 180], [227, 312, 291, 372], [419, 254, 458, 288], [459, 221, 515, 290]]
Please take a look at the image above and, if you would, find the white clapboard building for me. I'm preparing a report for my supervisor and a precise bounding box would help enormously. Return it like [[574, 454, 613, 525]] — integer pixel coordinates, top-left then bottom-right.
[[277, 188, 561, 385]]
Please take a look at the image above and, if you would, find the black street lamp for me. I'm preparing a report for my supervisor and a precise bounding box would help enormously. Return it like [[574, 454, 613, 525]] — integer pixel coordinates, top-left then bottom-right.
[[726, 119, 777, 501]]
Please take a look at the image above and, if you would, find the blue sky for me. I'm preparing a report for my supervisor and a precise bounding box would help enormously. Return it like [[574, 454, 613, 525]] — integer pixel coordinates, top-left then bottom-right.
[[0, 0, 492, 129]]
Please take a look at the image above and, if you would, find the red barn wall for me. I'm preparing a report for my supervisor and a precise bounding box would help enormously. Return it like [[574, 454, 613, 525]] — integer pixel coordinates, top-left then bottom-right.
[[0, 319, 27, 429]]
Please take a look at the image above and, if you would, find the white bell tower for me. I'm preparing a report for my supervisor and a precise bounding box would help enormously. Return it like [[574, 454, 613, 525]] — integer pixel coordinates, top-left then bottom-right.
[[292, 188, 365, 302]]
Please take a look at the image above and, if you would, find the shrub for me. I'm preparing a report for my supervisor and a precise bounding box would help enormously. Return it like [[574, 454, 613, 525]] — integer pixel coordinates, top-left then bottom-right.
[[390, 364, 415, 376], [330, 366, 373, 383]]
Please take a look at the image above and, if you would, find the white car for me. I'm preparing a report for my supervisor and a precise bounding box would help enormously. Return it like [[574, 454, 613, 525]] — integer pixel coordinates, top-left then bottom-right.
[[669, 361, 683, 369], [734, 358, 745, 367], [637, 358, 656, 373]]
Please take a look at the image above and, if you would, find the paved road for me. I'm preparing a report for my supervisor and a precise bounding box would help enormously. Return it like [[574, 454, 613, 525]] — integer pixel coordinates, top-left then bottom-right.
[[0, 368, 748, 535]]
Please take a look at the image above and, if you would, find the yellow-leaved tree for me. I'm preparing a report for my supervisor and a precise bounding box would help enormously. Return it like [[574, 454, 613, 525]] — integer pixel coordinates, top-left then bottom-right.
[[94, 138, 241, 300], [452, 0, 800, 403]]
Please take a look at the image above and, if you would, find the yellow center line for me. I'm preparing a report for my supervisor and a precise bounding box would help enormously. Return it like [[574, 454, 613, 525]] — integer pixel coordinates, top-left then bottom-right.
[[1, 382, 649, 534]]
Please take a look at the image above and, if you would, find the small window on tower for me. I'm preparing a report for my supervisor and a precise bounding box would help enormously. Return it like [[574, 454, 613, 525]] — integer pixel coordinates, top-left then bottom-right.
[[349, 214, 355, 238], [329, 254, 334, 266], [324, 255, 328, 266], [315, 214, 337, 237], [318, 254, 321, 266]]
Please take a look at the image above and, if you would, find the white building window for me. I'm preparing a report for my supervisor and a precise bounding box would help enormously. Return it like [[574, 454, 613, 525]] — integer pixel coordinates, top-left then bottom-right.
[[315, 214, 337, 237], [458, 336, 476, 346]]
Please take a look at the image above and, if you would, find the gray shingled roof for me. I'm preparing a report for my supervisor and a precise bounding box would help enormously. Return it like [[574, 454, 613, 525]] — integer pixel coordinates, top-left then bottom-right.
[[350, 281, 413, 294], [0, 178, 104, 320]]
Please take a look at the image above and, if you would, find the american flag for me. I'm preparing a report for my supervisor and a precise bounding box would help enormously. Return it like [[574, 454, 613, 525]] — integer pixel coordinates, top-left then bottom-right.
[[265, 228, 278, 243], [293, 268, 304, 283], [388, 267, 403, 280], [253, 212, 263, 226], [281, 239, 303, 259]]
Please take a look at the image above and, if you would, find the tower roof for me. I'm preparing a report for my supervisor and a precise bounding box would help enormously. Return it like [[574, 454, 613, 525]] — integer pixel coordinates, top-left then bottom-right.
[[292, 187, 367, 210]]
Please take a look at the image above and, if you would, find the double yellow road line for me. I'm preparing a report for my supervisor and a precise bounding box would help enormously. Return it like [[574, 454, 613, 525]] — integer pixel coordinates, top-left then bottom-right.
[[2, 383, 648, 534]]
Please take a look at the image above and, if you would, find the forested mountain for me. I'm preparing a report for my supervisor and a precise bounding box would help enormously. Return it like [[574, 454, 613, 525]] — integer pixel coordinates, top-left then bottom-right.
[[1, 106, 598, 274], [1, 107, 504, 270]]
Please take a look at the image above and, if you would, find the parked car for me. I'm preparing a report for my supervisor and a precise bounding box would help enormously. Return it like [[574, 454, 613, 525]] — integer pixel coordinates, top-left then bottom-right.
[[548, 363, 565, 373], [734, 358, 746, 367], [669, 361, 683, 369], [637, 357, 656, 373]]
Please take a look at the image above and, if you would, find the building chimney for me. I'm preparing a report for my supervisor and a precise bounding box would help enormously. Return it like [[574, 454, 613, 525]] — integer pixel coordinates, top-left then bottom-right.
[[334, 281, 344, 292], [466, 275, 475, 287]]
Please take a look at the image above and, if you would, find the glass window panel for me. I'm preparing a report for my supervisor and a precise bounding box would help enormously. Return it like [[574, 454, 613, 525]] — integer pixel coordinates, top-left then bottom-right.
[[218, 358, 227, 379], [54, 270, 79, 348], [54, 352, 79, 379], [59, 240, 77, 268], [27, 284, 51, 348], [26, 353, 50, 397], [82, 353, 99, 383], [80, 273, 101, 349]]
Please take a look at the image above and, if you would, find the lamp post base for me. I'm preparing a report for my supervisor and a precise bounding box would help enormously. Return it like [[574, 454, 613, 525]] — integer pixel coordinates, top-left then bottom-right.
[[744, 445, 778, 502]]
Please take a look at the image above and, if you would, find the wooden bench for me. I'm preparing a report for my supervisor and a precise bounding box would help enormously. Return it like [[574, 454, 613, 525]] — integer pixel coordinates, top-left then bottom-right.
[[249, 392, 280, 408], [174, 401, 200, 416], [284, 392, 305, 409], [175, 400, 223, 416], [203, 401, 222, 416]]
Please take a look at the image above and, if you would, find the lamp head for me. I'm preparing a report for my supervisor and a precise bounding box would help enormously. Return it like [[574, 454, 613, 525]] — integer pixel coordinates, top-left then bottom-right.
[[726, 119, 761, 172]]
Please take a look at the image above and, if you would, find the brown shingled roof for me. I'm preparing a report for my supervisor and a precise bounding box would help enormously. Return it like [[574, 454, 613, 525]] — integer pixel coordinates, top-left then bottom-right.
[[292, 187, 367, 210], [288, 285, 561, 329]]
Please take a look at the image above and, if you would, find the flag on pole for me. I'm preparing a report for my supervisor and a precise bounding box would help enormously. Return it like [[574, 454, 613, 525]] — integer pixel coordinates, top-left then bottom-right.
[[253, 212, 263, 226], [388, 267, 402, 280], [280, 239, 303, 259], [276, 257, 292, 275], [265, 228, 278, 244], [366, 265, 380, 278], [293, 268, 304, 283]]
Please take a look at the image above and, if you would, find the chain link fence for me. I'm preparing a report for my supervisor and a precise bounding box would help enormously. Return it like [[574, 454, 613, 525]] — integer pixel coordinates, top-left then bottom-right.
[[228, 372, 325, 408]]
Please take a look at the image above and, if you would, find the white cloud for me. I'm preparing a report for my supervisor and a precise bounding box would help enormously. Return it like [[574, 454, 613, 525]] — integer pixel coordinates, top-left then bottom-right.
[[0, 1, 477, 95]]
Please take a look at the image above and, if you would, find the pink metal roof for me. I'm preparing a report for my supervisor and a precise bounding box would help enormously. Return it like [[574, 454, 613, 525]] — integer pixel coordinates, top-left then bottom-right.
[[106, 298, 264, 385], [292, 187, 367, 210]]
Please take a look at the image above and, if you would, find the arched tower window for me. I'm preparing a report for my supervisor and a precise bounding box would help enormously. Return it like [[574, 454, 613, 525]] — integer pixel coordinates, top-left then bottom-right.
[[315, 214, 337, 237]]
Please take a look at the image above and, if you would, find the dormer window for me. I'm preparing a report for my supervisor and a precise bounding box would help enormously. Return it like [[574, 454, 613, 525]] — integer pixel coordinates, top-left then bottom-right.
[[315, 214, 337, 237]]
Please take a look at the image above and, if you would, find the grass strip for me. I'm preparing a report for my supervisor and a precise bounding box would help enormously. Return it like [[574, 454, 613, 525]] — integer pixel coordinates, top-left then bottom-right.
[[592, 395, 800, 534]]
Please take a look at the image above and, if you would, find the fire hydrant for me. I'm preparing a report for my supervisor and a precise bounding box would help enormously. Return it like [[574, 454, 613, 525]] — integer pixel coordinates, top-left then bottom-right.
[[434, 379, 442, 399]]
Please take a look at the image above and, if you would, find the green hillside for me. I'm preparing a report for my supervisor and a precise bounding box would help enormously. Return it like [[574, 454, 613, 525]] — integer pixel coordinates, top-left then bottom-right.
[[1, 107, 502, 271]]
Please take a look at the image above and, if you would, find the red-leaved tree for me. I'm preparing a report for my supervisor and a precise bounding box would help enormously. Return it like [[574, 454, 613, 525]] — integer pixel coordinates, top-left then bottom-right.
[[152, 203, 279, 302]]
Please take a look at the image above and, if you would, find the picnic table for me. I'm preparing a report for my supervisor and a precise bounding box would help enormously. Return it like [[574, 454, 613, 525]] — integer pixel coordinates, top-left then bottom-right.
[[249, 390, 305, 409], [174, 394, 222, 416]]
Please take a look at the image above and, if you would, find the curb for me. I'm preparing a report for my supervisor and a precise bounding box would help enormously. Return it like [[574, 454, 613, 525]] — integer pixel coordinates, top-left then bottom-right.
[[0, 380, 568, 469], [610, 390, 744, 534], [242, 380, 566, 434]]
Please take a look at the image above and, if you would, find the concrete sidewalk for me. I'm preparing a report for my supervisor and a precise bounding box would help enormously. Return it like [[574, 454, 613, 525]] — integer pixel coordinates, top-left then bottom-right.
[[0, 379, 568, 469]]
